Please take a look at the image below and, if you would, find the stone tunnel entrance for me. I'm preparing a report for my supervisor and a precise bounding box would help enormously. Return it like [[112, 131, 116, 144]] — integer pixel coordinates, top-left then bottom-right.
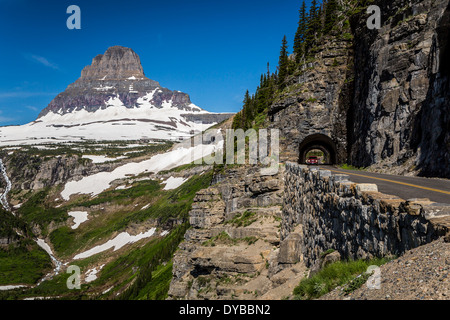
[[298, 134, 338, 165]]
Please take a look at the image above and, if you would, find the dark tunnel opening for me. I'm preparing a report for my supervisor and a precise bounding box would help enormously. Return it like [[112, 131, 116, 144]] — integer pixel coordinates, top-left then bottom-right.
[[298, 134, 338, 165]]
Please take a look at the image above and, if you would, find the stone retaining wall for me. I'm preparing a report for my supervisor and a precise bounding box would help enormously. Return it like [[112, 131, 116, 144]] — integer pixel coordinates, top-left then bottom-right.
[[282, 162, 450, 267]]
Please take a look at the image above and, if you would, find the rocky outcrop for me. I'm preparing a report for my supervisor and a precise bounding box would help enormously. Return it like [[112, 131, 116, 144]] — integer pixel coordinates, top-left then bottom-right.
[[37, 46, 234, 124], [80, 46, 145, 81], [168, 165, 307, 300], [1, 152, 118, 191], [283, 162, 450, 267], [349, 0, 450, 178], [268, 35, 353, 164], [267, 0, 449, 178]]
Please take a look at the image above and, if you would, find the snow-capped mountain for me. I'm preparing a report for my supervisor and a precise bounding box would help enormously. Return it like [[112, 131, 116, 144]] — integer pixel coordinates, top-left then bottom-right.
[[0, 46, 233, 146]]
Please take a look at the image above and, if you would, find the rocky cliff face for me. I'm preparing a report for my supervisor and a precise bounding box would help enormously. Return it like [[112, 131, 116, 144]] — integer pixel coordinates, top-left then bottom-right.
[[80, 46, 145, 81], [168, 166, 307, 300], [268, 35, 353, 164], [0, 151, 119, 191], [267, 0, 449, 178], [350, 0, 450, 178]]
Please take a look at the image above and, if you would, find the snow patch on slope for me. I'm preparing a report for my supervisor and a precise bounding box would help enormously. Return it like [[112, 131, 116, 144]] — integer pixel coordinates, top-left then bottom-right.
[[73, 228, 157, 260], [61, 136, 221, 200], [162, 176, 187, 190], [68, 211, 89, 229], [82, 155, 126, 163], [0, 94, 216, 146]]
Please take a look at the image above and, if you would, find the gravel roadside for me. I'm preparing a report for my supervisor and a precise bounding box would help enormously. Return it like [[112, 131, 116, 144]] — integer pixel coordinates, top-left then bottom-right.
[[320, 238, 450, 300]]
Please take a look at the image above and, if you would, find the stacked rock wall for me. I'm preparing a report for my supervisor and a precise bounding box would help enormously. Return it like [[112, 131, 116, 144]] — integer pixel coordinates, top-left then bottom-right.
[[283, 162, 450, 267]]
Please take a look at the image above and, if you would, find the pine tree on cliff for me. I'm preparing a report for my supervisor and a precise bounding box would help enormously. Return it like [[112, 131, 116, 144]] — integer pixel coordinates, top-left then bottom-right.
[[324, 0, 338, 34], [243, 89, 254, 129], [305, 0, 320, 55], [232, 110, 243, 129], [277, 35, 289, 89], [255, 75, 265, 114], [294, 0, 308, 63]]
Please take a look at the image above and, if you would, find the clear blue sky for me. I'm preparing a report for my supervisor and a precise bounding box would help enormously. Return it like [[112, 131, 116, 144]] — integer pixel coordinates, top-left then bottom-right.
[[0, 0, 311, 126]]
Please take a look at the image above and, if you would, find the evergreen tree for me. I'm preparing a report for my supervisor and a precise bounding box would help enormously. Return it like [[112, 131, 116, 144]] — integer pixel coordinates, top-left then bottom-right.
[[232, 111, 243, 129], [243, 89, 254, 129], [277, 35, 289, 89], [293, 0, 308, 62], [324, 0, 338, 34], [305, 0, 319, 55]]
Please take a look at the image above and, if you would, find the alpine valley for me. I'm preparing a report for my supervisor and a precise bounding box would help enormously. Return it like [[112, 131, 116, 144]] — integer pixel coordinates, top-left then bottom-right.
[[0, 45, 234, 300], [1, 0, 450, 302]]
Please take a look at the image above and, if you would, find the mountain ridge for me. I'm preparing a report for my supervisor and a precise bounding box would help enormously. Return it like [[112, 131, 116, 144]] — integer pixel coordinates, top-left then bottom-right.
[[38, 46, 205, 118], [0, 46, 234, 146]]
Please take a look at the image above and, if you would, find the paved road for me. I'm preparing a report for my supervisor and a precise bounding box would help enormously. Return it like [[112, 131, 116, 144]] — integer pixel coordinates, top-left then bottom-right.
[[315, 165, 450, 204]]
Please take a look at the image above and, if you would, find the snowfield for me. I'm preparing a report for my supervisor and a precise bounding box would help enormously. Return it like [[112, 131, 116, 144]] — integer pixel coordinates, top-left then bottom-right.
[[61, 135, 222, 200], [162, 176, 188, 190], [73, 228, 157, 260], [68, 211, 89, 229], [0, 92, 218, 147], [0, 285, 28, 291], [85, 265, 105, 283], [82, 155, 126, 163]]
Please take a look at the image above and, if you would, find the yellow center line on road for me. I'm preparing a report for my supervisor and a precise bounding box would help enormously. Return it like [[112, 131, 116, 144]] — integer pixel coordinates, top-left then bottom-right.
[[319, 167, 450, 196]]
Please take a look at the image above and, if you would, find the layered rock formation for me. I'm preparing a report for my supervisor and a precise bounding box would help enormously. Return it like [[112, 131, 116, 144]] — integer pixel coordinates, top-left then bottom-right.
[[1, 152, 119, 191], [268, 35, 353, 164], [80, 46, 145, 81], [350, 0, 450, 178], [283, 162, 450, 267], [268, 0, 449, 178], [168, 166, 307, 300]]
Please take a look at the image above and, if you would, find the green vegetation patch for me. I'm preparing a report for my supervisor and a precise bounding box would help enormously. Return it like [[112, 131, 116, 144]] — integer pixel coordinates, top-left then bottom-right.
[[112, 223, 189, 300], [17, 188, 67, 235], [225, 211, 257, 227], [0, 240, 52, 286], [202, 231, 258, 247], [339, 163, 366, 171], [293, 257, 391, 300]]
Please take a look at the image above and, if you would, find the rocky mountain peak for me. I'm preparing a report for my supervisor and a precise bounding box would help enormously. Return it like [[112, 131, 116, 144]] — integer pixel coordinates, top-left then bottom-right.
[[80, 46, 146, 81], [28, 45, 234, 142]]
